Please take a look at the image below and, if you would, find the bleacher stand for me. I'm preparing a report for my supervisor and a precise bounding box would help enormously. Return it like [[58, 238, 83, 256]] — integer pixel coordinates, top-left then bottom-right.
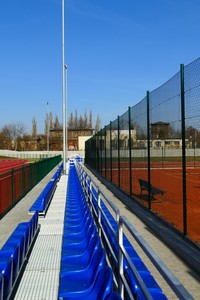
[[0, 211, 39, 300], [0, 163, 63, 300], [29, 163, 63, 216], [58, 161, 121, 300]]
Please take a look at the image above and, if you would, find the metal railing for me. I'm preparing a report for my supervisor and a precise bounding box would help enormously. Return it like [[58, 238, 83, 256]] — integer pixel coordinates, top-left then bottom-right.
[[75, 161, 194, 300]]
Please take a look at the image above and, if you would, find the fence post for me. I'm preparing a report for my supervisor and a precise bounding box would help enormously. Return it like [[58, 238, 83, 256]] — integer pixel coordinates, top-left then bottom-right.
[[97, 190, 102, 237], [100, 131, 103, 175], [11, 169, 15, 206], [180, 63, 187, 236], [22, 165, 25, 197], [110, 121, 113, 182], [118, 216, 124, 299], [118, 115, 120, 188], [89, 180, 93, 210], [30, 163, 33, 189], [95, 135, 99, 172], [146, 91, 151, 209], [105, 126, 107, 179], [128, 106, 132, 196]]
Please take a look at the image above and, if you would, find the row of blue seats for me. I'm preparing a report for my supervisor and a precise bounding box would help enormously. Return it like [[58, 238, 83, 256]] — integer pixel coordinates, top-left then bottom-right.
[[0, 163, 63, 300], [58, 164, 122, 300], [52, 163, 63, 181], [0, 210, 39, 300], [29, 163, 63, 215], [86, 180, 167, 300]]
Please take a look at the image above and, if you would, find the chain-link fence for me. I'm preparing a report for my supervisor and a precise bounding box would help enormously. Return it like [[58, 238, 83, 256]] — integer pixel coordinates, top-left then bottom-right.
[[85, 58, 200, 246]]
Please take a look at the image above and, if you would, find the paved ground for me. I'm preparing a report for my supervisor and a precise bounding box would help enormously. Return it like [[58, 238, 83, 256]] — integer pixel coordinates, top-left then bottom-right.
[[0, 164, 200, 299]]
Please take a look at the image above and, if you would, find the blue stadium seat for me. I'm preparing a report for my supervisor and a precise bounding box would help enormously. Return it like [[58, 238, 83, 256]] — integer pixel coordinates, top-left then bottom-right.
[[62, 221, 95, 245], [59, 248, 106, 298], [136, 289, 168, 300], [0, 249, 19, 287], [13, 211, 39, 253], [124, 258, 150, 273], [29, 178, 57, 215], [2, 237, 25, 267], [52, 163, 63, 181], [61, 236, 101, 272], [106, 292, 122, 300], [0, 258, 13, 300], [80, 266, 114, 300], [12, 225, 31, 255], [0, 210, 39, 300], [62, 226, 97, 252], [63, 217, 93, 237], [64, 209, 90, 224], [59, 165, 119, 300], [125, 268, 165, 298], [0, 274, 3, 300]]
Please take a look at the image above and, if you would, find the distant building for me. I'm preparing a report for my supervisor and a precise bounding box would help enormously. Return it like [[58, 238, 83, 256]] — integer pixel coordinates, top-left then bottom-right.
[[151, 121, 170, 139], [49, 128, 94, 151]]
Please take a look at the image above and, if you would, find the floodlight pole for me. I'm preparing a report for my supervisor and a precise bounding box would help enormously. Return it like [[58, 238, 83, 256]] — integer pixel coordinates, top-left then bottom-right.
[[64, 64, 68, 163], [62, 0, 66, 174], [47, 101, 49, 157]]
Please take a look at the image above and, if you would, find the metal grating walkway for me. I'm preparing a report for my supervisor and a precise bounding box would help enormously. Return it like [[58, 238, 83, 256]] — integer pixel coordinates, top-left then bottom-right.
[[14, 174, 68, 300]]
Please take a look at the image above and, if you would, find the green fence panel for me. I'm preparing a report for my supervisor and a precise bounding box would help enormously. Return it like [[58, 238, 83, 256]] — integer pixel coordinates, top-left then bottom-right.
[[0, 155, 61, 219], [84, 58, 200, 247]]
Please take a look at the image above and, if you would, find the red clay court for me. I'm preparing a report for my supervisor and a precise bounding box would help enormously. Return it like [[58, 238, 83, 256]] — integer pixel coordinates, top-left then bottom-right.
[[0, 158, 28, 173], [109, 160, 200, 245]]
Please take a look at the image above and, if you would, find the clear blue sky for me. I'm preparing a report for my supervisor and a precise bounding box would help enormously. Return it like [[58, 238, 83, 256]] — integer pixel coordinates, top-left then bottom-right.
[[0, 0, 199, 134]]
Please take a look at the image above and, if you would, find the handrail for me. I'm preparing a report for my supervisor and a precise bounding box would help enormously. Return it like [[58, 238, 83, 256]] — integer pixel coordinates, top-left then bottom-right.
[[120, 216, 194, 300], [75, 160, 194, 300]]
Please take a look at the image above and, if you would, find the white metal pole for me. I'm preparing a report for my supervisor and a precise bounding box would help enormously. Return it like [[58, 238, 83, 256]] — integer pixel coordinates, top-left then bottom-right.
[[47, 101, 49, 156], [62, 0, 66, 174], [65, 64, 68, 163]]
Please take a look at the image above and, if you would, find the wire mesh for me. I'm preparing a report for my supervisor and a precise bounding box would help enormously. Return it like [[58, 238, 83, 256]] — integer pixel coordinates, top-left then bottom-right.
[[85, 58, 200, 246]]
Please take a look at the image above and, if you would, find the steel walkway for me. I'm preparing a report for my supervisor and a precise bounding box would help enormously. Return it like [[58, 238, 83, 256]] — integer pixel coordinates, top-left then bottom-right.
[[14, 174, 68, 300]]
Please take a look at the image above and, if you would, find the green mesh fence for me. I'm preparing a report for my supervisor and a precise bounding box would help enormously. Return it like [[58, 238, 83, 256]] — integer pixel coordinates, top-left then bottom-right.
[[0, 155, 61, 218], [85, 58, 200, 246], [184, 59, 200, 244]]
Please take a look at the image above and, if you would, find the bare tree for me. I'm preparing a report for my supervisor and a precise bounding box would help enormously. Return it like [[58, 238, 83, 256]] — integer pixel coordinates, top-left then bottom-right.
[[89, 111, 93, 128], [68, 112, 74, 129], [44, 113, 49, 135], [74, 110, 78, 128], [67, 110, 94, 129], [95, 115, 101, 133], [54, 115, 60, 129], [0, 128, 10, 149], [79, 114, 84, 128], [1, 122, 26, 150], [32, 117, 37, 138], [49, 112, 53, 129], [84, 110, 88, 128]]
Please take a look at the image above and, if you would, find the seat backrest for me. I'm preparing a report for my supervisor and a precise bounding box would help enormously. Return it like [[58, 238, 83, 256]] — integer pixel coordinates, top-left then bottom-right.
[[106, 292, 122, 300], [89, 248, 106, 276], [0, 274, 3, 300], [85, 266, 113, 300], [87, 234, 101, 254]]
